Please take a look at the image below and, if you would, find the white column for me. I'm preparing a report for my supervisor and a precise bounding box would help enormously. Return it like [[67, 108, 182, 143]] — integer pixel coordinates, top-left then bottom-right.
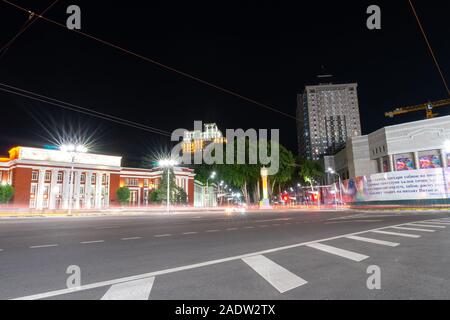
[[49, 170, 59, 210], [413, 152, 420, 170], [85, 171, 93, 209], [62, 169, 71, 209], [35, 169, 46, 210], [74, 171, 82, 209], [388, 155, 395, 172], [95, 172, 103, 209], [441, 149, 448, 169], [104, 173, 110, 207]]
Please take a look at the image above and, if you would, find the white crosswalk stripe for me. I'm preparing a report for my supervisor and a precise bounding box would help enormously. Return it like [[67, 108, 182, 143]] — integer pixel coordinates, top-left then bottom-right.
[[372, 230, 421, 238], [406, 223, 446, 229], [345, 235, 399, 247], [242, 255, 307, 293], [101, 277, 155, 300], [305, 243, 369, 262], [423, 221, 450, 225], [390, 226, 435, 233]]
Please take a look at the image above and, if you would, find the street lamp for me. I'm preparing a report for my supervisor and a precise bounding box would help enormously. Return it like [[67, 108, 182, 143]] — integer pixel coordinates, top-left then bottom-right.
[[327, 168, 343, 209], [159, 158, 178, 212], [205, 171, 216, 207], [60, 144, 88, 215]]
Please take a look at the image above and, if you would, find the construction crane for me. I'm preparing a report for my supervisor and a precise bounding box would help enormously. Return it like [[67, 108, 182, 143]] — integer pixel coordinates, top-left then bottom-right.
[[385, 98, 450, 119]]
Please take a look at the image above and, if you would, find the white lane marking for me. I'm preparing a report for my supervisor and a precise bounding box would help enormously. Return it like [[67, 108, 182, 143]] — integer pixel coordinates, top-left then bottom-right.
[[242, 255, 307, 293], [372, 230, 421, 238], [206, 230, 220, 233], [259, 225, 268, 228], [94, 226, 119, 230], [121, 237, 143, 241], [12, 218, 436, 300], [345, 236, 399, 247], [255, 218, 292, 223], [101, 277, 155, 300], [226, 228, 238, 231], [80, 240, 104, 244], [154, 234, 171, 237], [326, 220, 383, 224], [306, 243, 369, 262], [182, 232, 198, 235], [391, 226, 435, 233], [406, 223, 446, 229], [421, 221, 450, 225], [29, 244, 59, 249], [0, 249, 3, 252], [244, 226, 255, 229]]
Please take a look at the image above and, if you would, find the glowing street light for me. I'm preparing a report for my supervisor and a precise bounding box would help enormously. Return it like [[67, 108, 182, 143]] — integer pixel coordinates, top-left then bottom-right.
[[205, 171, 217, 207], [327, 167, 343, 209], [60, 144, 88, 215], [159, 158, 178, 212]]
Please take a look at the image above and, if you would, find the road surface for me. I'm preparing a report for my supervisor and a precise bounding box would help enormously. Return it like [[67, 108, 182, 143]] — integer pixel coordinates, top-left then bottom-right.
[[0, 209, 449, 300]]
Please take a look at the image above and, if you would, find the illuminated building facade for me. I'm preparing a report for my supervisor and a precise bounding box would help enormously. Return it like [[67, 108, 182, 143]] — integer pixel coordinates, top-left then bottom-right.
[[297, 82, 361, 160], [182, 123, 226, 153], [0, 146, 195, 209]]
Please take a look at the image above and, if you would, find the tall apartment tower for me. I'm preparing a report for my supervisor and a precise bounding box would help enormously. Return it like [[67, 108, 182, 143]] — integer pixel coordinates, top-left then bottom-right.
[[297, 82, 361, 160]]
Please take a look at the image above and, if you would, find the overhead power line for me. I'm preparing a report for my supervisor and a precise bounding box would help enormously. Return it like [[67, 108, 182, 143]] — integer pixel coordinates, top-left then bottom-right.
[[2, 0, 298, 121], [0, 0, 59, 59], [0, 82, 171, 137], [408, 0, 450, 97]]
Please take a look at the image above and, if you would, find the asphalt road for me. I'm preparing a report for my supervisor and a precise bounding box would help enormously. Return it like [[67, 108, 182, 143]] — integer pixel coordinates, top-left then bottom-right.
[[0, 209, 449, 300]]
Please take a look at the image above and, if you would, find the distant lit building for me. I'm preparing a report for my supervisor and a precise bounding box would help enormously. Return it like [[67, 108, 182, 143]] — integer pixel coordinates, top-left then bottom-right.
[[297, 81, 361, 160], [0, 146, 195, 209], [182, 123, 226, 154]]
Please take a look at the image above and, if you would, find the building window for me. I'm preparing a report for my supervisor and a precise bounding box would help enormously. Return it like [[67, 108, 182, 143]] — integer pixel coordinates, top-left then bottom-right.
[[57, 172, 63, 183], [144, 179, 148, 187], [80, 173, 86, 184], [126, 178, 139, 187], [45, 171, 51, 182], [91, 173, 96, 184], [102, 174, 106, 184], [31, 171, 39, 181]]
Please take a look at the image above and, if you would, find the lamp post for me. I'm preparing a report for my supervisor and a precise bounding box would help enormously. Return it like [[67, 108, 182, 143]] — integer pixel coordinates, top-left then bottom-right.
[[205, 171, 216, 207], [159, 159, 178, 212], [327, 168, 343, 209], [60, 144, 88, 215]]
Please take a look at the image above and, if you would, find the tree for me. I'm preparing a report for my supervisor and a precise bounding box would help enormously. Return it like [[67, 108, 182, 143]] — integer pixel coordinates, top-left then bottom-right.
[[0, 185, 14, 204], [116, 187, 130, 205], [157, 168, 188, 204], [268, 144, 296, 196], [149, 189, 162, 203], [298, 159, 324, 190]]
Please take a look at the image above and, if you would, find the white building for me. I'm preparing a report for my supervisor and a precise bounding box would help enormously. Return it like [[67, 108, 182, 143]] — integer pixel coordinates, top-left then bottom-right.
[[324, 116, 450, 203]]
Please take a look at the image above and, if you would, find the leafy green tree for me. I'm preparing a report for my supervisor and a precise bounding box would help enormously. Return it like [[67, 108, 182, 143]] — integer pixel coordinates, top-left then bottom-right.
[[149, 189, 162, 203], [268, 144, 296, 196], [298, 158, 324, 190], [116, 187, 130, 204], [0, 185, 14, 204]]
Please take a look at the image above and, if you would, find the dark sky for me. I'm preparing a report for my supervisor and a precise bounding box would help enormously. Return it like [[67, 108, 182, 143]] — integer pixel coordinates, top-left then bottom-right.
[[1, 0, 449, 166]]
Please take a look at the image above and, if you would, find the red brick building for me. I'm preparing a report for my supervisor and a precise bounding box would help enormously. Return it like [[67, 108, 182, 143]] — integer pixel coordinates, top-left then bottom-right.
[[0, 146, 195, 209]]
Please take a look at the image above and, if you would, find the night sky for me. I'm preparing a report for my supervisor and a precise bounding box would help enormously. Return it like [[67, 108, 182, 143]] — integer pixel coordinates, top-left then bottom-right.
[[1, 0, 449, 167]]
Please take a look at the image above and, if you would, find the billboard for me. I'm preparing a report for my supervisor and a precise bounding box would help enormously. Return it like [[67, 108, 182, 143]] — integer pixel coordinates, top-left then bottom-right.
[[341, 168, 450, 202]]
